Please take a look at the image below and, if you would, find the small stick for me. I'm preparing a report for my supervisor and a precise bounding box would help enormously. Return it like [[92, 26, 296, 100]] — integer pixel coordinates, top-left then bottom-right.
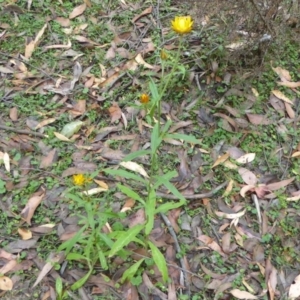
[[0, 124, 47, 138], [160, 212, 191, 297], [154, 181, 228, 200]]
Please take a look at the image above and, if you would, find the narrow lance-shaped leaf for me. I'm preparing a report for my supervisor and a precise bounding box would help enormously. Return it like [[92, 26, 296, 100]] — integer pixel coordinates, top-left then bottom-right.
[[104, 168, 147, 184], [151, 122, 162, 153], [122, 149, 152, 162], [109, 224, 144, 257], [148, 241, 168, 282], [145, 188, 156, 235], [161, 177, 187, 203], [117, 184, 146, 205], [121, 258, 145, 283], [165, 133, 202, 145], [71, 268, 93, 290], [155, 199, 186, 214]]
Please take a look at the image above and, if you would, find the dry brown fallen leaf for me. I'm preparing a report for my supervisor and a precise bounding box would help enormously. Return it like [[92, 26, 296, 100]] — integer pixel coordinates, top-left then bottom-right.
[[108, 102, 122, 123], [9, 107, 18, 121], [33, 252, 65, 288], [20, 189, 45, 225], [272, 66, 292, 82], [69, 3, 86, 19], [39, 149, 58, 169], [35, 118, 56, 130], [132, 6, 152, 23], [212, 152, 229, 168], [266, 177, 295, 191], [238, 167, 257, 185], [25, 23, 47, 59], [289, 274, 300, 299], [0, 152, 10, 172], [246, 113, 272, 125], [277, 81, 300, 88], [0, 276, 13, 291], [214, 209, 246, 219], [55, 17, 71, 27], [272, 90, 294, 105], [230, 289, 257, 299], [235, 153, 256, 164], [120, 161, 149, 178], [0, 260, 18, 275], [53, 132, 71, 142], [197, 235, 227, 257], [0, 250, 15, 261], [18, 228, 32, 240]]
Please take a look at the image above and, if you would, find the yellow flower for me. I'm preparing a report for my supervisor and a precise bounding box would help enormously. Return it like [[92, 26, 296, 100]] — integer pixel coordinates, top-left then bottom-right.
[[73, 174, 86, 186], [171, 16, 193, 34], [140, 93, 150, 104]]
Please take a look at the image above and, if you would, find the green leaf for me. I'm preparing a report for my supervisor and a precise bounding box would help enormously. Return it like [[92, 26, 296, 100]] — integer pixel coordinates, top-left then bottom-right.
[[122, 150, 151, 162], [58, 225, 87, 255], [161, 119, 172, 135], [161, 178, 187, 203], [165, 133, 202, 145], [65, 193, 84, 204], [109, 224, 144, 257], [96, 245, 108, 270], [153, 170, 177, 189], [66, 253, 90, 262], [149, 78, 160, 102], [145, 188, 156, 235], [71, 268, 93, 290], [61, 120, 84, 138], [148, 241, 168, 282], [155, 199, 186, 214], [151, 122, 162, 153], [117, 184, 146, 205], [55, 277, 63, 298], [104, 168, 147, 184], [121, 259, 145, 283]]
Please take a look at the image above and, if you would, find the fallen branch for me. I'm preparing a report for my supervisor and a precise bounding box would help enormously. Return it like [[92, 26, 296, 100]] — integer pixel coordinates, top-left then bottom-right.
[[0, 124, 47, 138], [160, 212, 191, 296], [155, 181, 228, 200]]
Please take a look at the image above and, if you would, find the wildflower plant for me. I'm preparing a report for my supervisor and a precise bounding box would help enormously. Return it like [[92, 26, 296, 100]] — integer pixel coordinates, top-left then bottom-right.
[[58, 173, 121, 290], [103, 15, 202, 283], [58, 16, 202, 290]]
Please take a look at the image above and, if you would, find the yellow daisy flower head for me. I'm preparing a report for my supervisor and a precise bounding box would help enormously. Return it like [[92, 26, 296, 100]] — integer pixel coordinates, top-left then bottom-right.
[[73, 174, 86, 186], [171, 16, 193, 34], [140, 93, 150, 104]]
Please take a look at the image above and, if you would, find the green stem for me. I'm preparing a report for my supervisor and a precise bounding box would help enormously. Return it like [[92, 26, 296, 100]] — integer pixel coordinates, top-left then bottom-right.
[[147, 37, 184, 200]]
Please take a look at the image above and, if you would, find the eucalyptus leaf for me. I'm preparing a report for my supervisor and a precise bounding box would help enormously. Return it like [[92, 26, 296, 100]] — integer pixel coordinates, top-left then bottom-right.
[[61, 121, 84, 138]]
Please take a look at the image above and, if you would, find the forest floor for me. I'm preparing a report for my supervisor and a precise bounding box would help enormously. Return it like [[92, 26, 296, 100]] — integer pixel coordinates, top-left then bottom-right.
[[0, 0, 300, 299]]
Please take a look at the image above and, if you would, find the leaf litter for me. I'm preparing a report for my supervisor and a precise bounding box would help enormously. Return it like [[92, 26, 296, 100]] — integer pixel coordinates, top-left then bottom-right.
[[0, 0, 300, 299]]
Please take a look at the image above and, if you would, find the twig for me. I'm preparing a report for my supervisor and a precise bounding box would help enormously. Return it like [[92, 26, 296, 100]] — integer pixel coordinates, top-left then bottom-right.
[[251, 193, 262, 234], [0, 124, 47, 138], [0, 51, 55, 82], [154, 181, 228, 200], [160, 212, 191, 297], [281, 98, 300, 179], [248, 0, 275, 35]]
